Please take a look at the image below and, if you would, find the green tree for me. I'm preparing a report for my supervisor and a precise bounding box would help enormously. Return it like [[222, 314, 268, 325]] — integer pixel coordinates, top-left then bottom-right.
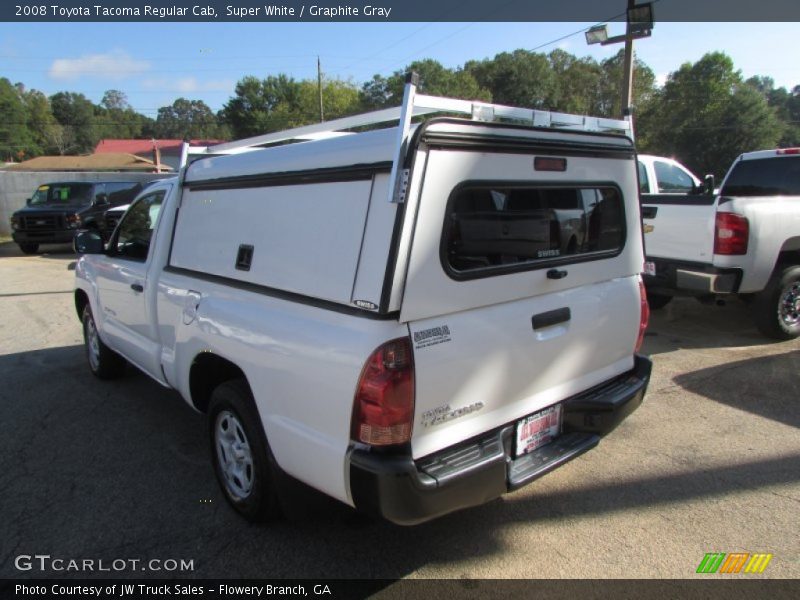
[[637, 52, 783, 177], [95, 89, 151, 140], [361, 59, 490, 110], [50, 91, 98, 153], [221, 75, 303, 138], [22, 89, 61, 156], [465, 50, 553, 108], [156, 97, 228, 139], [546, 49, 603, 115], [746, 77, 800, 147], [0, 78, 33, 161], [597, 49, 657, 118], [221, 75, 362, 138]]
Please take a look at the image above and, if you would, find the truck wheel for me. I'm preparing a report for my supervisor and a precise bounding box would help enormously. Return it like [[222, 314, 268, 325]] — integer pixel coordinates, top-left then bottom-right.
[[646, 291, 672, 310], [754, 265, 800, 340], [209, 379, 282, 522], [82, 305, 126, 378], [19, 243, 39, 255]]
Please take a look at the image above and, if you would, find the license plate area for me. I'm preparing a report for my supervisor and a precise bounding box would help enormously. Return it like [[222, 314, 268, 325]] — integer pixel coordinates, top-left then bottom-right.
[[515, 404, 562, 457]]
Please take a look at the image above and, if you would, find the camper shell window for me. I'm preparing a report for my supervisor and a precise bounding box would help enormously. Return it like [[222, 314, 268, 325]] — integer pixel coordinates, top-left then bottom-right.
[[442, 183, 625, 278]]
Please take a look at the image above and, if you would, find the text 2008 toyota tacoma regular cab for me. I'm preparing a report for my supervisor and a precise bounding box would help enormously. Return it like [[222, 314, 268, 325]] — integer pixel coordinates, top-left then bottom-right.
[[73, 80, 651, 525], [641, 148, 800, 339]]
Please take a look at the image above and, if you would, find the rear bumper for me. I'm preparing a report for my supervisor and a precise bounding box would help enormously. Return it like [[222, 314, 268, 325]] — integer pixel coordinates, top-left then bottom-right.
[[644, 258, 741, 295], [348, 355, 652, 525], [12, 230, 76, 245]]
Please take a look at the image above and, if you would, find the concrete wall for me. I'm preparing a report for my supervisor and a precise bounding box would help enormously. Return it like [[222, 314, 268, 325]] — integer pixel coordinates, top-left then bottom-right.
[[0, 171, 172, 237]]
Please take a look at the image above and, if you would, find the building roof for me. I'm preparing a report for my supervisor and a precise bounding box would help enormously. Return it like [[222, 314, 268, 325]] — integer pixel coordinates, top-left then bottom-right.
[[6, 153, 174, 172], [95, 139, 226, 155]]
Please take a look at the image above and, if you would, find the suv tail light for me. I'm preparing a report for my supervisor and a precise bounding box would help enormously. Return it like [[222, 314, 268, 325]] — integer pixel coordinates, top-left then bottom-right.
[[714, 212, 749, 255], [636, 279, 650, 353], [351, 337, 415, 446]]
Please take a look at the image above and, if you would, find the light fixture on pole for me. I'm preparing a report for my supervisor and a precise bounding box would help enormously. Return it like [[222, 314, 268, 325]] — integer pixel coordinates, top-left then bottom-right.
[[585, 1, 654, 121]]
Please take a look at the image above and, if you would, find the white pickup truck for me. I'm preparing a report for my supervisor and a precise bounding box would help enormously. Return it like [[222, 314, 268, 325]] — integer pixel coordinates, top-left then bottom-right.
[[73, 80, 651, 525], [641, 148, 800, 339]]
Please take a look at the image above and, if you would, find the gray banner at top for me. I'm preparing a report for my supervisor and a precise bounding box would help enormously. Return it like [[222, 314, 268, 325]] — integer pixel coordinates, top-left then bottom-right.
[[3, 0, 800, 22]]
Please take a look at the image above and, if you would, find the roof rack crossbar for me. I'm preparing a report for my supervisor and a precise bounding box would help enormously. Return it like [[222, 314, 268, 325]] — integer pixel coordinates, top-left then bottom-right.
[[180, 72, 633, 202]]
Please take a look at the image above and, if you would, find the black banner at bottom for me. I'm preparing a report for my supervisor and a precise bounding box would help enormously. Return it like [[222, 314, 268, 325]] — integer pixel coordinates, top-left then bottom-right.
[[3, 579, 799, 600]]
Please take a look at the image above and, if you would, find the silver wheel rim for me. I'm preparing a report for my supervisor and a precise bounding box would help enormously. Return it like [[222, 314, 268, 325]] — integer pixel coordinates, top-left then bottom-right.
[[779, 281, 800, 328], [85, 315, 100, 371], [214, 410, 254, 500]]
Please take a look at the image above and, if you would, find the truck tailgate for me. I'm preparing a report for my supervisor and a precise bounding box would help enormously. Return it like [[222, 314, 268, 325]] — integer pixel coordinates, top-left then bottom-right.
[[399, 141, 644, 460]]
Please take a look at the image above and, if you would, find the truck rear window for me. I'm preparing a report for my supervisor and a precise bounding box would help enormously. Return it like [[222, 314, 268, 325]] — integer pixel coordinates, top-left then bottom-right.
[[443, 184, 624, 275], [721, 156, 800, 196]]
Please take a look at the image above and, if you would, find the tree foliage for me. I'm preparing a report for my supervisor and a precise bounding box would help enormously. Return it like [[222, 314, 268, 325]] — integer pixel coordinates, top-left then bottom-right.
[[156, 97, 229, 139], [0, 48, 797, 175], [637, 52, 783, 177]]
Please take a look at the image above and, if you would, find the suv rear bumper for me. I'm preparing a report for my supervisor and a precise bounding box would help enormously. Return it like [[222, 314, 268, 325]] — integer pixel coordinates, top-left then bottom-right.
[[348, 355, 652, 525], [644, 258, 742, 295]]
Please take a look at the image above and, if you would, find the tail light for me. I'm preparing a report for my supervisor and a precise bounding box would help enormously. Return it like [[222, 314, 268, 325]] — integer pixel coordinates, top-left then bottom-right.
[[636, 279, 650, 353], [714, 212, 749, 255], [351, 337, 415, 446]]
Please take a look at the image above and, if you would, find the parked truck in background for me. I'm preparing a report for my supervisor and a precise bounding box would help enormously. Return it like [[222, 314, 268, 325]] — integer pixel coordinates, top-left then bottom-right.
[[73, 81, 651, 525], [10, 180, 150, 254], [641, 148, 800, 339]]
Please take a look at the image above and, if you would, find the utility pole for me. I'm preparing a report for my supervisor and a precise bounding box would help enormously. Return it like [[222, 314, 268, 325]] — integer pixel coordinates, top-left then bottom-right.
[[584, 1, 654, 128], [621, 0, 636, 119], [317, 56, 324, 123]]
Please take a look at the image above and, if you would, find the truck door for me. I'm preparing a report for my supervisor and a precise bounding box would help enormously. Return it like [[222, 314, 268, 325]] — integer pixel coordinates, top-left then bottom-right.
[[640, 158, 716, 262], [94, 188, 167, 379]]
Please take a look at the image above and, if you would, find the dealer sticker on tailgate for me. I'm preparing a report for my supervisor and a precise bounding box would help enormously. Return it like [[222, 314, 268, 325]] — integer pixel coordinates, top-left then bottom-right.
[[515, 404, 562, 457]]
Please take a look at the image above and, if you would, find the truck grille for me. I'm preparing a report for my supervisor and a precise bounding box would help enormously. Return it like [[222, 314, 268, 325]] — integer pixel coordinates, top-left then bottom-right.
[[21, 215, 63, 230]]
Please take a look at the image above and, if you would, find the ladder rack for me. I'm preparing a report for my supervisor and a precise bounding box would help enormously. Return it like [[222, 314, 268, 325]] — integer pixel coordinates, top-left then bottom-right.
[[181, 72, 633, 203]]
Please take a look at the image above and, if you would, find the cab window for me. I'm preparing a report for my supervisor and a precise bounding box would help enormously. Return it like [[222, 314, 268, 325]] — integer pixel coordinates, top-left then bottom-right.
[[637, 161, 650, 194], [654, 161, 695, 193], [112, 191, 165, 262]]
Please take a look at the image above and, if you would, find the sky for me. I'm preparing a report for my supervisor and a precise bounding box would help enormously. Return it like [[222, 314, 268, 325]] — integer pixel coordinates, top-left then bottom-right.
[[0, 21, 798, 118]]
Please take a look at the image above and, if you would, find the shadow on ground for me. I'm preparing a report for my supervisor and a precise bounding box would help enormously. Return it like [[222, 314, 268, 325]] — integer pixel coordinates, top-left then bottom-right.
[[643, 297, 777, 354], [674, 349, 800, 429], [1, 345, 798, 580]]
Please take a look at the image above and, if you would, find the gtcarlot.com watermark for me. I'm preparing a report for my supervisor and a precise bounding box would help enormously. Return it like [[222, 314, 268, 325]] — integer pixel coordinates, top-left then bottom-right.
[[14, 554, 194, 573]]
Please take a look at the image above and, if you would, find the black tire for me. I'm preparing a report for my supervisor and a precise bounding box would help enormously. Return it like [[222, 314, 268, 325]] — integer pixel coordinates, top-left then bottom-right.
[[646, 291, 673, 310], [208, 379, 282, 522], [19, 243, 39, 255], [82, 305, 126, 379], [753, 265, 800, 340]]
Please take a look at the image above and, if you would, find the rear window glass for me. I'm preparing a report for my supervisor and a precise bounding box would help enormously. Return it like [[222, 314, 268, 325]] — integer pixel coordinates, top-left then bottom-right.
[[721, 156, 800, 196], [443, 184, 625, 275]]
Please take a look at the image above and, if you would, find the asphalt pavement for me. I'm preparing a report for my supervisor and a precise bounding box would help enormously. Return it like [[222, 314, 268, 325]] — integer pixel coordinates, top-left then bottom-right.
[[0, 241, 797, 582]]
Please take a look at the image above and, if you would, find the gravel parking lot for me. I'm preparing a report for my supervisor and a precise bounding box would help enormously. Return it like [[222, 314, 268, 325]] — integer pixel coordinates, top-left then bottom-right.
[[1, 242, 798, 581]]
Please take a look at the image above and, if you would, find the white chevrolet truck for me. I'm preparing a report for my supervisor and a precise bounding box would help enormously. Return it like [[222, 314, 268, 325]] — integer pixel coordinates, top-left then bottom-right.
[[641, 148, 800, 339], [74, 78, 651, 525]]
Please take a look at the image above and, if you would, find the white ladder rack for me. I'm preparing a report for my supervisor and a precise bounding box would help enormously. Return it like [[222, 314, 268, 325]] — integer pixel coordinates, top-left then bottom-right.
[[181, 72, 633, 203]]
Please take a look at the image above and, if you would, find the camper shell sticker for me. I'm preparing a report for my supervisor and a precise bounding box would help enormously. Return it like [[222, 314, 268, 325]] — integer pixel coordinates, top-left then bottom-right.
[[413, 325, 451, 349]]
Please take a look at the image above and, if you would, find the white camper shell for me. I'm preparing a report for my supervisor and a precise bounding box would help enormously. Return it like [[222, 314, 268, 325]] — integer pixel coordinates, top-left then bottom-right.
[[75, 75, 652, 525]]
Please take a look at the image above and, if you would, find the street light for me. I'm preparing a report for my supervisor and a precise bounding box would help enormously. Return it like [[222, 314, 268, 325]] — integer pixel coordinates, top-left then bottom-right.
[[585, 1, 654, 122]]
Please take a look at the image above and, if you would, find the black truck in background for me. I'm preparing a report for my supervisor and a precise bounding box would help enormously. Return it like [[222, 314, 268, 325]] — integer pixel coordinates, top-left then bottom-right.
[[10, 181, 149, 254]]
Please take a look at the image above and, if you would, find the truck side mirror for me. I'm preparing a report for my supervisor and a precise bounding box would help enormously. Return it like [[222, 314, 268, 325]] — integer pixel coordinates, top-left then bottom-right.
[[74, 230, 104, 255], [25, 197, 32, 205], [703, 174, 715, 195]]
